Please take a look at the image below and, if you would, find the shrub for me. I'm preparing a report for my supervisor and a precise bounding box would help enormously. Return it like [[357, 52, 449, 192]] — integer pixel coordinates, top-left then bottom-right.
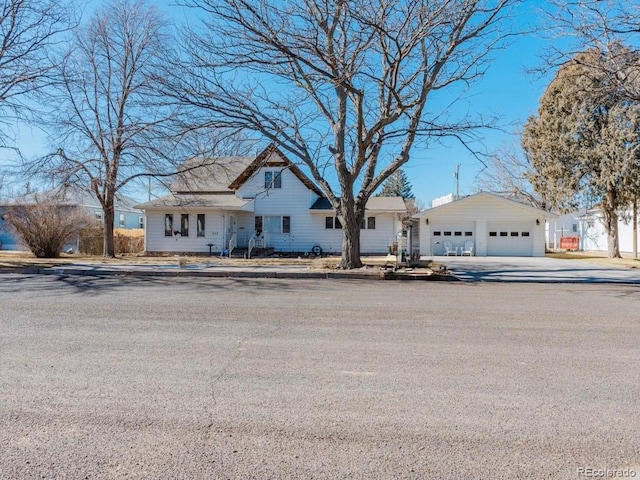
[[4, 201, 91, 258]]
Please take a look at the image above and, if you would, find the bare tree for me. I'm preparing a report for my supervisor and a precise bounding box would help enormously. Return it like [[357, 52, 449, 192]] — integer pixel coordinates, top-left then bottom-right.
[[0, 0, 71, 147], [26, 0, 189, 257], [3, 195, 91, 258], [474, 143, 545, 209], [169, 0, 520, 269]]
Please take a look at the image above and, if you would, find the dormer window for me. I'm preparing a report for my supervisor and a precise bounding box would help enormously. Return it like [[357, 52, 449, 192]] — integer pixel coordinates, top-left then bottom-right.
[[264, 171, 282, 189]]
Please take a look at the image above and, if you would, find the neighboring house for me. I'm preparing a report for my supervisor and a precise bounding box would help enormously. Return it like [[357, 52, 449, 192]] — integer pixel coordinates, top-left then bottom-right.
[[0, 184, 144, 251], [135, 145, 407, 256], [547, 208, 639, 253], [414, 192, 557, 257]]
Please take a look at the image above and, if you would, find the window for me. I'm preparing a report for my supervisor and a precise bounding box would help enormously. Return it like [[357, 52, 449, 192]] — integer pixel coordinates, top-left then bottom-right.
[[325, 217, 342, 229], [521, 231, 530, 237], [489, 232, 497, 237], [454, 231, 462, 236], [465, 231, 473, 236], [264, 171, 282, 189], [500, 231, 508, 237], [119, 213, 125, 228], [367, 217, 375, 230], [197, 214, 205, 237], [433, 231, 441, 236], [181, 214, 189, 236], [164, 214, 173, 236], [256, 215, 290, 233], [325, 216, 334, 229], [510, 232, 519, 237], [138, 216, 145, 229], [572, 223, 578, 233], [444, 231, 452, 236], [94, 212, 102, 224]]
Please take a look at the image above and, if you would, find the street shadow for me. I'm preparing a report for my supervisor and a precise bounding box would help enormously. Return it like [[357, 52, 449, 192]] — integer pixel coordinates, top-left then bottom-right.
[[0, 272, 339, 297]]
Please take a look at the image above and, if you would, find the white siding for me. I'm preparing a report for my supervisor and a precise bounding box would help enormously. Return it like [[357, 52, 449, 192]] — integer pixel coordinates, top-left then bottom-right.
[[237, 165, 321, 252], [145, 210, 226, 254], [418, 194, 547, 257], [308, 212, 400, 254]]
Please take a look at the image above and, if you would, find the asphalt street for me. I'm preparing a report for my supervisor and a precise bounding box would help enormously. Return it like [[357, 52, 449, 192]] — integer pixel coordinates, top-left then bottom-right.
[[1, 274, 639, 479]]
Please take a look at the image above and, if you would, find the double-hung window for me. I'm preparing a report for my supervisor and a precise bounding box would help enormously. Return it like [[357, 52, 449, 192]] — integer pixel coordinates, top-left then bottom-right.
[[264, 171, 282, 189], [164, 214, 173, 236], [181, 214, 189, 236], [197, 214, 205, 237]]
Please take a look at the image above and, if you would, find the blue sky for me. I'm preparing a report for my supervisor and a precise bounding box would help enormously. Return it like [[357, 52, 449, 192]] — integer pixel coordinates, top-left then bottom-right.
[[3, 1, 553, 206]]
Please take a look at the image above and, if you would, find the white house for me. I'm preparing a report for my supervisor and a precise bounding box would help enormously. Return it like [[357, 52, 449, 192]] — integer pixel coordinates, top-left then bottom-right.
[[136, 145, 407, 256], [547, 208, 639, 254], [414, 192, 558, 257]]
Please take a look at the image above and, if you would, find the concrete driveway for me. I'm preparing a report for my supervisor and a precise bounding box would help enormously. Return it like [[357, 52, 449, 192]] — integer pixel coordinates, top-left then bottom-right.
[[435, 256, 640, 283]]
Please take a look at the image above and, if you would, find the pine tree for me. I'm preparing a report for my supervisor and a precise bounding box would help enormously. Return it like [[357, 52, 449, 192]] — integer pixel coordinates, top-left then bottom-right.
[[376, 169, 415, 200]]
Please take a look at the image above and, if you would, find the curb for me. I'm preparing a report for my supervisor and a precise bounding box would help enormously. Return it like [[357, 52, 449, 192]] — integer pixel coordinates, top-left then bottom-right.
[[0, 266, 450, 281]]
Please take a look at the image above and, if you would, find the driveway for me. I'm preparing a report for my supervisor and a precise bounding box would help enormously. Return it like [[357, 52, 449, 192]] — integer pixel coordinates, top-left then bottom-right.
[[436, 255, 640, 283]]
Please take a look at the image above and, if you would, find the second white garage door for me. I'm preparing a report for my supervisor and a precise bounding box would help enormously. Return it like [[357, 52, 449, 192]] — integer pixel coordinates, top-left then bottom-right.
[[486, 222, 533, 256]]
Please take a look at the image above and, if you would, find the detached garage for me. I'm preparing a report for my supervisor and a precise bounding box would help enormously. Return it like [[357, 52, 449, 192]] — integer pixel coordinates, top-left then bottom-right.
[[414, 192, 557, 257]]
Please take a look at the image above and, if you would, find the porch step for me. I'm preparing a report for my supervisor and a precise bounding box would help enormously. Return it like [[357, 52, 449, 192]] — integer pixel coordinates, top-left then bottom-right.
[[229, 247, 248, 258]]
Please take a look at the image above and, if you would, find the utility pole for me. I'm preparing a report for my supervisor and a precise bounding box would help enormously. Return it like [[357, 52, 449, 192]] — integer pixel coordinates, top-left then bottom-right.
[[454, 164, 460, 200]]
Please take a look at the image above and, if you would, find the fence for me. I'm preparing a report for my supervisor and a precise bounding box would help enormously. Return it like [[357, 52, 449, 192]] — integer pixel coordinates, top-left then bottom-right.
[[79, 227, 145, 255]]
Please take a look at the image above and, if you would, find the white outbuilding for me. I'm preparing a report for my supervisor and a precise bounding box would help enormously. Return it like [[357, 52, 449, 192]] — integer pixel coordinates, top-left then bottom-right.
[[414, 192, 558, 257]]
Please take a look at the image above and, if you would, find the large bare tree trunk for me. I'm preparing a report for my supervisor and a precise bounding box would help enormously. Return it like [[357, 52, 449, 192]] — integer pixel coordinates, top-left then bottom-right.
[[339, 197, 363, 269], [103, 203, 116, 258]]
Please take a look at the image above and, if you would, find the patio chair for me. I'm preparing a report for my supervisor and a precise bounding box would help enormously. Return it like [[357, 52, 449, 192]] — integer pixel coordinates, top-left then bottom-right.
[[462, 240, 474, 256], [444, 240, 456, 256]]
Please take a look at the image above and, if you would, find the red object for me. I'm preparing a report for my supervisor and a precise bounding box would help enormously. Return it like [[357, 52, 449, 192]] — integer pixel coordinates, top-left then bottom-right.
[[560, 236, 579, 251]]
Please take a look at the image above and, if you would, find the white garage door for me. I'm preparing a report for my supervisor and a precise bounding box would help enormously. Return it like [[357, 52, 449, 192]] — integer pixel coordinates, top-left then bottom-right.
[[487, 223, 533, 256], [431, 223, 475, 255]]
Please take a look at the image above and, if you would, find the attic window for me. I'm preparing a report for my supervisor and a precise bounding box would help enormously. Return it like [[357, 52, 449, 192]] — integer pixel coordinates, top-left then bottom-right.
[[265, 171, 282, 189]]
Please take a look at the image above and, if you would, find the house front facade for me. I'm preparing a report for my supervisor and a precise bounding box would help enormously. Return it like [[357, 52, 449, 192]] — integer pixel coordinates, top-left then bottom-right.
[[414, 192, 557, 257], [137, 145, 407, 256]]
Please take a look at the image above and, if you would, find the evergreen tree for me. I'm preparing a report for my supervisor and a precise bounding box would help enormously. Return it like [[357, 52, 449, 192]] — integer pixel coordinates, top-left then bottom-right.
[[522, 45, 640, 258], [376, 169, 415, 200]]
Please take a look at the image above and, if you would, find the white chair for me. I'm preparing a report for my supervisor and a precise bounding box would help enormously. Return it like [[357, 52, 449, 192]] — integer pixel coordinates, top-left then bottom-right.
[[462, 240, 474, 256], [444, 240, 456, 256]]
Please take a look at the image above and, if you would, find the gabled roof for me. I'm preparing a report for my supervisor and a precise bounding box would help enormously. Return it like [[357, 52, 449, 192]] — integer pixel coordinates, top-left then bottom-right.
[[413, 191, 558, 218], [170, 156, 254, 194], [228, 144, 323, 196], [310, 196, 407, 212], [170, 144, 324, 197]]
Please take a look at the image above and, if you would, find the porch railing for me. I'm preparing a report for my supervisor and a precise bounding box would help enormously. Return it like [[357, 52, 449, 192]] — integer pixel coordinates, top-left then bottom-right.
[[247, 234, 264, 259], [228, 232, 237, 257]]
